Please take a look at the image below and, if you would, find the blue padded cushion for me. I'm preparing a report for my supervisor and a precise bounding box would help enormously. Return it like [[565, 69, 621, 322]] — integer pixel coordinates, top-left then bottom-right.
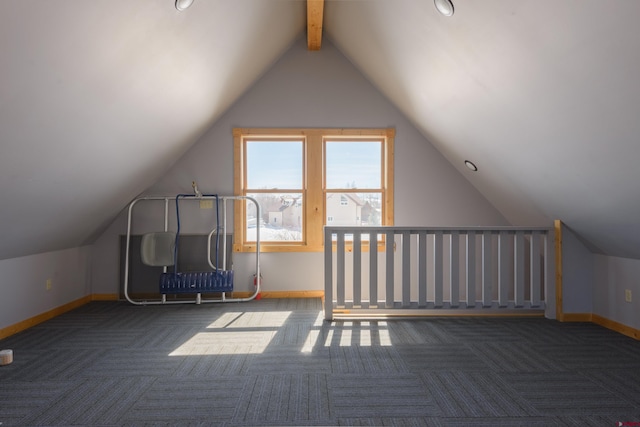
[[159, 271, 234, 294]]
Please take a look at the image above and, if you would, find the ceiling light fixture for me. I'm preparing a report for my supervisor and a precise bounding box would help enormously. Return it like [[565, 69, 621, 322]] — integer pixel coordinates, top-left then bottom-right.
[[464, 160, 478, 172], [434, 0, 454, 17], [175, 0, 194, 11]]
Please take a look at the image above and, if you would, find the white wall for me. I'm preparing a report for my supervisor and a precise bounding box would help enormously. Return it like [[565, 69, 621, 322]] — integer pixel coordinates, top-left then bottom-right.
[[91, 36, 509, 295], [0, 246, 91, 330], [594, 254, 640, 330]]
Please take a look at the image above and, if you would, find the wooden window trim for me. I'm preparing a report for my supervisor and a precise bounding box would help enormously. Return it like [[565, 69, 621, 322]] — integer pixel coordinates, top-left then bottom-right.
[[233, 128, 394, 252]]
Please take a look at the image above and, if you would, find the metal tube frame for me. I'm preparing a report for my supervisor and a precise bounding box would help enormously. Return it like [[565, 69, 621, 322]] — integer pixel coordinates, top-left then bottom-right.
[[123, 195, 260, 305]]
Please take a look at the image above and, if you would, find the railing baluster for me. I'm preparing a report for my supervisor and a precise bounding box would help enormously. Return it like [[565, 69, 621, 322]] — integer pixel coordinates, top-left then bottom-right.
[[498, 231, 509, 307], [324, 229, 333, 320], [530, 231, 541, 307], [514, 230, 525, 307], [385, 230, 395, 308], [418, 231, 427, 307], [450, 231, 460, 307], [482, 230, 492, 307], [353, 231, 362, 307], [466, 231, 476, 307], [337, 231, 346, 307], [434, 230, 443, 307], [369, 231, 378, 308], [402, 231, 411, 308]]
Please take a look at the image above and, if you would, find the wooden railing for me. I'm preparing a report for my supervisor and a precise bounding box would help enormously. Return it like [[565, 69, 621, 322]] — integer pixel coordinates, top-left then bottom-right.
[[324, 226, 555, 320]]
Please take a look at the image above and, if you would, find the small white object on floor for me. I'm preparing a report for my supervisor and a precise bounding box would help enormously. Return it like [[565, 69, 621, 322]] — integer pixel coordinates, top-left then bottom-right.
[[0, 349, 13, 366]]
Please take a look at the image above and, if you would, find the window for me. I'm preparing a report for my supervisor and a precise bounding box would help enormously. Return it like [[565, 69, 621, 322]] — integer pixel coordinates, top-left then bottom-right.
[[234, 128, 394, 252]]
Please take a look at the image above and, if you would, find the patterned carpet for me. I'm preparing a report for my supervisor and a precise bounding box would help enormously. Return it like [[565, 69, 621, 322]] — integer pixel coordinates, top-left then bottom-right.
[[1, 298, 639, 426]]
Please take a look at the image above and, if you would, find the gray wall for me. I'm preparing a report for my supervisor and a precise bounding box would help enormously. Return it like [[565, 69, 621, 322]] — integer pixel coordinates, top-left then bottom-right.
[[561, 224, 594, 314], [594, 254, 640, 330], [0, 246, 91, 330], [561, 222, 640, 330], [91, 37, 509, 296]]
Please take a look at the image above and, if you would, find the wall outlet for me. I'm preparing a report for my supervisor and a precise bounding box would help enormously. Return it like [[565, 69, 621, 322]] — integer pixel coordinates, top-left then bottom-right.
[[199, 200, 213, 209], [46, 278, 52, 291], [625, 289, 632, 303]]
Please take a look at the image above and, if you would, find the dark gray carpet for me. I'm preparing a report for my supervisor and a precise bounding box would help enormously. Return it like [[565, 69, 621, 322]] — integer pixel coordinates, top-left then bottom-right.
[[1, 299, 640, 426]]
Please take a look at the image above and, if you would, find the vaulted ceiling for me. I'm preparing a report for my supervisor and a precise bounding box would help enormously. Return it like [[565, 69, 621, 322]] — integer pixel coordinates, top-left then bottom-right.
[[2, 0, 640, 260]]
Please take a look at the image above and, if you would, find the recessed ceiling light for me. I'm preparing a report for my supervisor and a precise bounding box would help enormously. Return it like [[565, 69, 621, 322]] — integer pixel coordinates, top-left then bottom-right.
[[464, 160, 478, 172], [175, 0, 194, 11], [434, 0, 454, 17]]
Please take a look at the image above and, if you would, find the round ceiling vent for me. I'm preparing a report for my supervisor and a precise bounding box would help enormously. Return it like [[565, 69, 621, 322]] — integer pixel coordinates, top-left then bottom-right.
[[434, 0, 454, 17], [464, 160, 478, 172], [175, 0, 194, 11]]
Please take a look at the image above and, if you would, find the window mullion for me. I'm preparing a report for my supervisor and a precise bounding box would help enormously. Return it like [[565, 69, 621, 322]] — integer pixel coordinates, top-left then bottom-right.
[[306, 131, 324, 249]]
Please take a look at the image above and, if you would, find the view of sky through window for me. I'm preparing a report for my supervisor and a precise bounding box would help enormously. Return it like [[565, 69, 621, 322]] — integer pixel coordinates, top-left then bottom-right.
[[246, 141, 302, 189], [247, 140, 382, 190], [326, 141, 381, 189]]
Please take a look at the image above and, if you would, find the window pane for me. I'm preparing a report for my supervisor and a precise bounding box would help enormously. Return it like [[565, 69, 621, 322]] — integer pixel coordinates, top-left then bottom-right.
[[325, 192, 382, 226], [246, 141, 302, 189], [326, 141, 381, 189], [246, 193, 303, 242]]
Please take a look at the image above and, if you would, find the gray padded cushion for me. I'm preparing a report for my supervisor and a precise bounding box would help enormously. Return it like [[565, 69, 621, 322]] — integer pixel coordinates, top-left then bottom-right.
[[140, 232, 176, 266]]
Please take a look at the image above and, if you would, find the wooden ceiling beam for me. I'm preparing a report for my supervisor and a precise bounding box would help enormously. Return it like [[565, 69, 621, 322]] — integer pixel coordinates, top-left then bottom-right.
[[307, 0, 324, 50]]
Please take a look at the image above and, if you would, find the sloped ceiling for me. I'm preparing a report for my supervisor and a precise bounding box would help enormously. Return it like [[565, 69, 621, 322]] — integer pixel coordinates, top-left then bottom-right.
[[2, 0, 640, 260], [325, 0, 640, 258], [0, 0, 304, 260]]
